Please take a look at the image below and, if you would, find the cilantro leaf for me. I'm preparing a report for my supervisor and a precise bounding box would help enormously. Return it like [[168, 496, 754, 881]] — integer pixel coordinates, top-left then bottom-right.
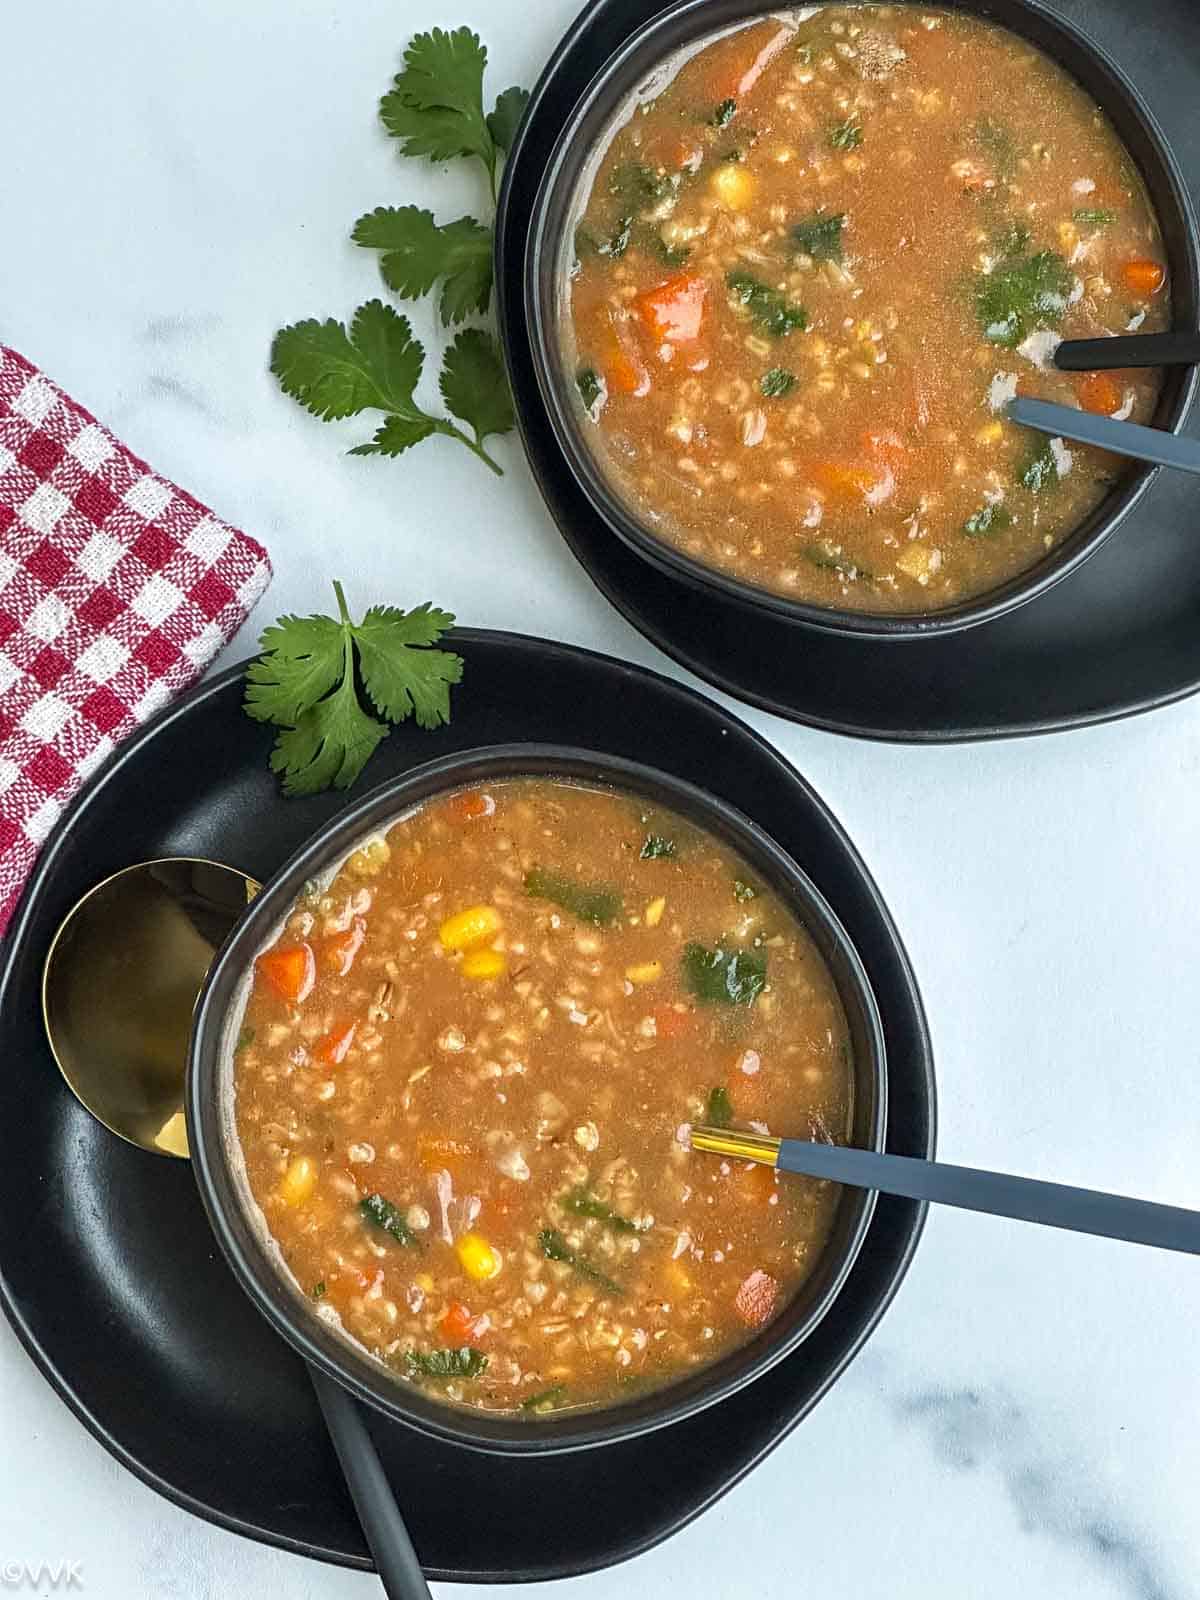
[[272, 300, 506, 474], [726, 270, 808, 337], [439, 328, 515, 449], [792, 212, 845, 263], [975, 251, 1072, 347], [271, 300, 423, 423], [244, 580, 462, 796], [354, 604, 463, 729], [1020, 438, 1059, 493], [683, 943, 767, 1006], [244, 612, 344, 724], [269, 674, 389, 797], [487, 86, 530, 153], [349, 414, 438, 459], [963, 502, 1012, 537], [828, 120, 862, 150], [404, 1347, 489, 1380], [706, 1086, 734, 1128], [352, 206, 493, 325], [381, 27, 491, 166], [760, 367, 796, 398]]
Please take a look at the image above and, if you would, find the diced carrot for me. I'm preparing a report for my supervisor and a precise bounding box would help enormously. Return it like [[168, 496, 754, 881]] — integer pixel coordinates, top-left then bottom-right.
[[316, 1019, 357, 1066], [654, 1004, 691, 1040], [636, 273, 709, 346], [1121, 258, 1165, 297], [1077, 372, 1123, 416], [256, 943, 315, 1004], [737, 1163, 778, 1206], [324, 917, 366, 976], [813, 460, 896, 506], [440, 1301, 490, 1345], [417, 1133, 474, 1173], [447, 789, 496, 822], [734, 1268, 780, 1327], [602, 309, 650, 397]]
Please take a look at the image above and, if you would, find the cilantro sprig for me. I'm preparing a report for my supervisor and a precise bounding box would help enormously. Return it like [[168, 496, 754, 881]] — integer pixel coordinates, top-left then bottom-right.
[[244, 580, 463, 796], [271, 302, 512, 474], [272, 26, 527, 477], [379, 26, 528, 204]]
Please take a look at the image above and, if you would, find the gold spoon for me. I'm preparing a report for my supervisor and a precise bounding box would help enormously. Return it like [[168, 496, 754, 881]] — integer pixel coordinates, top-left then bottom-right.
[[41, 856, 432, 1598], [42, 858, 258, 1158]]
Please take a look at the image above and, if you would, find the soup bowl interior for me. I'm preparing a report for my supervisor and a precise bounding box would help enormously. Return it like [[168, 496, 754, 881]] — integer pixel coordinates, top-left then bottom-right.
[[187, 744, 887, 1456], [525, 0, 1199, 640]]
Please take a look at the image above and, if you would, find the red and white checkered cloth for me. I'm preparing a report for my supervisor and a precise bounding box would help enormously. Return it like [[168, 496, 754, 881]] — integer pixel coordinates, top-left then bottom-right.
[[0, 345, 271, 934]]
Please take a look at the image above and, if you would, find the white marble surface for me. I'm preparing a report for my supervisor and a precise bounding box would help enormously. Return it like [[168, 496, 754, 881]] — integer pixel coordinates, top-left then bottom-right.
[[3, 2, 1200, 1596]]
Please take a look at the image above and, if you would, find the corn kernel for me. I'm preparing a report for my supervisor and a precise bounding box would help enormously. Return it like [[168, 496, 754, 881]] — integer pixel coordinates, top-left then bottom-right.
[[668, 1260, 692, 1292], [644, 897, 666, 928], [461, 947, 507, 981], [280, 1154, 317, 1207], [711, 163, 757, 210], [456, 1232, 502, 1281], [415, 1273, 435, 1294], [439, 904, 502, 951], [626, 961, 664, 984], [976, 421, 1004, 444]]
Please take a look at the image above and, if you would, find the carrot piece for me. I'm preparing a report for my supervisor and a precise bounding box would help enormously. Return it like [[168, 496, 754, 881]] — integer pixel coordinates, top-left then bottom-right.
[[316, 1019, 357, 1066], [447, 789, 496, 822], [636, 273, 709, 345], [324, 917, 366, 976], [256, 942, 316, 1004], [1077, 372, 1123, 416], [1120, 258, 1165, 297], [734, 1268, 780, 1327], [813, 460, 896, 506], [440, 1301, 490, 1344], [602, 309, 650, 396], [654, 1004, 691, 1040]]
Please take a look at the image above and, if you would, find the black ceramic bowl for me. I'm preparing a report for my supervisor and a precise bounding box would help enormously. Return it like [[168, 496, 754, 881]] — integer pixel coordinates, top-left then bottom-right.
[[525, 0, 1200, 640], [187, 743, 887, 1457]]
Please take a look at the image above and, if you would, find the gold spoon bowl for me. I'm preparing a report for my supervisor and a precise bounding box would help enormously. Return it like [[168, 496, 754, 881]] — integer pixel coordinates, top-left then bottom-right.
[[41, 858, 258, 1158]]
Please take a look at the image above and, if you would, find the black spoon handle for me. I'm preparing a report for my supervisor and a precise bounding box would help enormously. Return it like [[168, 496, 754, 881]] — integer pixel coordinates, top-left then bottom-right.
[[309, 1364, 432, 1600], [776, 1139, 1200, 1256], [1054, 330, 1200, 370], [1007, 396, 1200, 477]]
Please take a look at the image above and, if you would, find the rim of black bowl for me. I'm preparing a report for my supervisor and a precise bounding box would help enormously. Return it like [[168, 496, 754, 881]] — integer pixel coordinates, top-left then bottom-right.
[[524, 0, 1200, 641], [187, 743, 888, 1458]]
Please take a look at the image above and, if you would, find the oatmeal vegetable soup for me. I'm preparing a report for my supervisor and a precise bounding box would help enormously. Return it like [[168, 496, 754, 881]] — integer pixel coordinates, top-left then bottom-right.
[[234, 779, 853, 1415], [561, 6, 1169, 611]]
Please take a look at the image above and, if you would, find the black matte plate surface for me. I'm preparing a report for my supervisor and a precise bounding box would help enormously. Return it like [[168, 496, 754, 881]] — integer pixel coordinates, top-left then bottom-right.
[[0, 633, 933, 1582], [496, 0, 1200, 741]]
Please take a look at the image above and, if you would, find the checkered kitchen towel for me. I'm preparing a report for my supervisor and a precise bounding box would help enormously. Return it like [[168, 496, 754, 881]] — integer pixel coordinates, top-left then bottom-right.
[[0, 345, 271, 934]]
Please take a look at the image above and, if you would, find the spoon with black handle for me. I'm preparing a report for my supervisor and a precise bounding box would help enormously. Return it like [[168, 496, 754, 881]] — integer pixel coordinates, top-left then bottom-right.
[[1054, 329, 1200, 369], [1006, 395, 1200, 478], [690, 1127, 1200, 1255]]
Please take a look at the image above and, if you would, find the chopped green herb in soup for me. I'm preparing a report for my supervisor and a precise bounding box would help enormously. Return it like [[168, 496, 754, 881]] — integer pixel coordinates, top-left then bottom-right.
[[561, 6, 1167, 612], [234, 779, 852, 1415]]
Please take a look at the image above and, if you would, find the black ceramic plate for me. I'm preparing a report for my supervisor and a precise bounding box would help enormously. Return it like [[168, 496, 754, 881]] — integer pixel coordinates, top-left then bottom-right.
[[0, 633, 934, 1583], [496, 0, 1200, 741]]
